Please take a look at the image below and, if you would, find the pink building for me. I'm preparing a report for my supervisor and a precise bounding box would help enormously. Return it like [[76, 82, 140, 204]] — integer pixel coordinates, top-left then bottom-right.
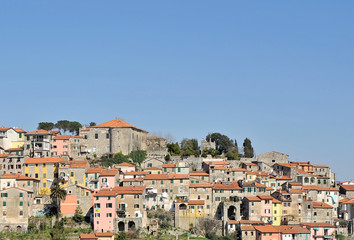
[[99, 169, 119, 189], [300, 223, 336, 240], [115, 162, 135, 173], [258, 195, 273, 223], [254, 225, 281, 240], [52, 135, 71, 157], [94, 189, 118, 233]]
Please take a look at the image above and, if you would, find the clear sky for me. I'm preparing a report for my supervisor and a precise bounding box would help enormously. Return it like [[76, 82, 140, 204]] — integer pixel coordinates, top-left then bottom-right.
[[1, 1, 353, 180]]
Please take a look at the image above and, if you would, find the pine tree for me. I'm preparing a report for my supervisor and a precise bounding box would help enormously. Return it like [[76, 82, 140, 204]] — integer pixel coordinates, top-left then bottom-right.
[[243, 138, 254, 158]]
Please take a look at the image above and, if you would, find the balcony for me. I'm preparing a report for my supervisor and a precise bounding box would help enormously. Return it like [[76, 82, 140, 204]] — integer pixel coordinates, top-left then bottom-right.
[[0, 133, 7, 138], [116, 208, 126, 218]]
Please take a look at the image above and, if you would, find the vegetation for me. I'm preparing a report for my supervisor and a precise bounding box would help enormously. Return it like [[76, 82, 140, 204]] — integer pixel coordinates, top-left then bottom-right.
[[129, 150, 147, 167], [50, 185, 67, 221], [206, 133, 234, 154], [89, 122, 96, 126], [167, 142, 181, 156], [181, 138, 200, 157], [201, 148, 219, 158], [243, 138, 254, 158], [73, 206, 85, 223], [101, 150, 147, 167], [37, 122, 56, 130]]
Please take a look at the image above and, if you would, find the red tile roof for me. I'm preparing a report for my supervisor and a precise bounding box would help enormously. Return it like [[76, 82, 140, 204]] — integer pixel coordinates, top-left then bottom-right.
[[0, 154, 9, 158], [13, 128, 27, 133], [25, 157, 63, 164], [69, 161, 88, 168], [53, 135, 72, 140], [145, 167, 161, 170], [0, 127, 11, 131], [124, 171, 149, 175], [245, 196, 261, 202], [213, 181, 242, 190], [276, 225, 310, 234], [204, 161, 230, 165], [86, 168, 103, 174], [301, 222, 335, 228], [189, 171, 209, 176], [5, 148, 23, 152], [80, 234, 98, 239], [189, 183, 213, 188], [229, 168, 247, 172], [340, 183, 354, 191], [99, 168, 119, 176], [241, 226, 255, 231], [116, 162, 135, 167], [188, 200, 204, 205], [25, 129, 55, 135], [95, 232, 114, 237], [257, 195, 273, 200], [312, 202, 333, 208], [254, 225, 279, 233], [162, 164, 176, 168], [93, 119, 147, 132], [144, 173, 189, 180]]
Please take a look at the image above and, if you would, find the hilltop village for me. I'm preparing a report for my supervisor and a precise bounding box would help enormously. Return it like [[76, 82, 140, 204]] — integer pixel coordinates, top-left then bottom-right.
[[0, 118, 353, 240]]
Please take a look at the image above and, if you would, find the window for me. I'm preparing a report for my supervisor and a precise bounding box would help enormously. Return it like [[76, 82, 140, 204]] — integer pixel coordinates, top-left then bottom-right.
[[2, 202, 5, 206], [152, 180, 155, 185], [215, 197, 220, 201], [121, 194, 124, 199], [170, 180, 174, 183], [2, 211, 6, 216], [71, 172, 74, 177], [35, 173, 39, 178], [161, 180, 164, 184], [106, 133, 109, 139], [327, 212, 329, 216], [19, 211, 23, 216], [314, 212, 317, 216], [106, 203, 112, 208], [95, 133, 98, 139], [27, 181, 30, 186], [134, 195, 140, 199], [134, 204, 140, 208], [19, 201, 23, 206], [180, 179, 183, 183], [106, 213, 112, 217], [95, 213, 100, 217]]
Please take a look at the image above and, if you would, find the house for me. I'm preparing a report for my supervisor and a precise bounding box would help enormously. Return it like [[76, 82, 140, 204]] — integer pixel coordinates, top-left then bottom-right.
[[61, 184, 94, 218], [300, 222, 336, 240], [338, 198, 354, 220], [254, 225, 281, 240], [24, 157, 63, 194], [24, 129, 60, 158], [276, 225, 310, 240], [80, 232, 114, 240], [0, 173, 39, 194], [114, 162, 135, 173], [189, 183, 213, 216], [339, 181, 354, 198], [174, 200, 206, 231], [302, 201, 334, 224], [142, 157, 165, 169], [59, 160, 89, 188], [1, 148, 26, 175], [0, 128, 19, 150], [80, 119, 148, 157], [52, 135, 71, 157], [0, 187, 34, 231]]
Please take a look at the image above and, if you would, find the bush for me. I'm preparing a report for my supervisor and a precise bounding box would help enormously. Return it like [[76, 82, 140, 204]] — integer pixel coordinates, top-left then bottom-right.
[[116, 231, 127, 240]]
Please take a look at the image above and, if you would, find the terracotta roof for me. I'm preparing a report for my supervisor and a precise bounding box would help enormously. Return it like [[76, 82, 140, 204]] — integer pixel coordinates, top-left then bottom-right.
[[312, 202, 333, 208], [94, 189, 118, 197], [100, 168, 119, 176], [245, 196, 261, 202], [0, 173, 21, 179], [122, 177, 143, 182], [272, 176, 292, 180], [289, 189, 306, 194], [213, 181, 242, 190], [258, 195, 273, 200], [0, 187, 33, 193], [17, 175, 40, 181], [339, 198, 354, 204], [124, 171, 149, 175], [162, 164, 176, 168], [266, 187, 274, 191], [276, 225, 310, 234], [302, 186, 339, 191], [95, 232, 114, 237], [0, 154, 9, 158], [214, 166, 227, 170], [189, 183, 213, 188], [243, 181, 267, 188], [233, 220, 265, 225], [247, 171, 269, 176], [301, 223, 335, 228], [93, 119, 147, 132], [189, 171, 209, 176], [272, 198, 282, 203], [289, 182, 302, 186], [25, 157, 63, 164], [0, 127, 11, 131], [25, 129, 54, 135], [113, 186, 145, 194], [69, 161, 88, 168], [147, 136, 161, 139], [340, 183, 354, 191], [53, 135, 71, 140], [13, 128, 26, 133], [145, 167, 161, 170], [254, 225, 279, 233], [243, 162, 257, 166], [241, 226, 255, 231], [276, 163, 297, 168], [313, 164, 328, 168], [144, 173, 189, 180], [188, 200, 205, 205], [116, 162, 135, 167], [86, 168, 103, 174], [80, 234, 98, 239], [5, 148, 23, 152], [204, 161, 230, 165]]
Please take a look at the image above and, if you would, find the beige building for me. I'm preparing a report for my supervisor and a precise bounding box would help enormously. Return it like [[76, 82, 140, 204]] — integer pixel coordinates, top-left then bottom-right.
[[80, 119, 148, 157], [24, 130, 60, 158]]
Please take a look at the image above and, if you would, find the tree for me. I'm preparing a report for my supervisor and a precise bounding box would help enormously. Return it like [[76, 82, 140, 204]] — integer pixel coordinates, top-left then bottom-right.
[[164, 154, 171, 161], [180, 138, 200, 157], [167, 142, 181, 156], [129, 150, 147, 167], [68, 121, 82, 135], [201, 148, 219, 158], [73, 206, 84, 223], [50, 185, 67, 221], [38, 122, 55, 130], [197, 217, 221, 239], [243, 138, 254, 158], [206, 133, 234, 154], [164, 133, 175, 144], [56, 120, 70, 134], [89, 122, 96, 127]]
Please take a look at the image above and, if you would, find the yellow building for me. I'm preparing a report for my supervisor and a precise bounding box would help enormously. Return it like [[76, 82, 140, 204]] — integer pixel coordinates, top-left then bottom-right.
[[272, 197, 282, 226], [175, 200, 205, 231], [11, 128, 27, 148], [24, 157, 62, 195], [58, 160, 88, 188]]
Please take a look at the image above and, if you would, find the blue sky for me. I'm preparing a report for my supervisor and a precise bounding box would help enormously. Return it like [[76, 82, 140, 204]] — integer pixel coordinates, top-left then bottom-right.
[[1, 1, 353, 180]]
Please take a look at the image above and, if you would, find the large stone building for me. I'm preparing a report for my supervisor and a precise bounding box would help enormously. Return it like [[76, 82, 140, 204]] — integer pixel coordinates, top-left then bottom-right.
[[79, 119, 148, 157]]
